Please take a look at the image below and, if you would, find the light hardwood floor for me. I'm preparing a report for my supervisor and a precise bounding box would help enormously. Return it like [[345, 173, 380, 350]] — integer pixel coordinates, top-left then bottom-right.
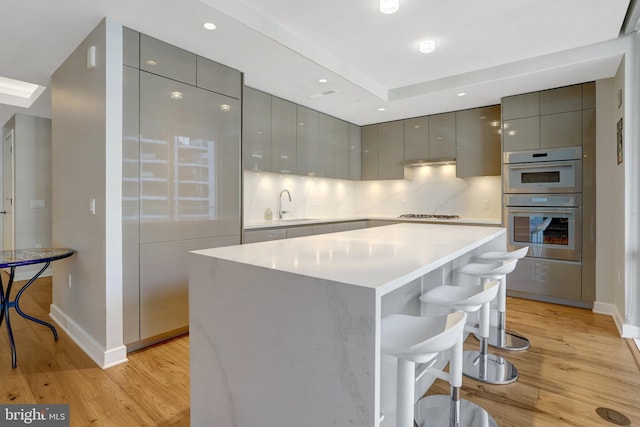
[[1, 277, 638, 426]]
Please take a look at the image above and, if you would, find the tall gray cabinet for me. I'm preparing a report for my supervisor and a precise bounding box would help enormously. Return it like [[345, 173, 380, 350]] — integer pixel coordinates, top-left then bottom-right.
[[123, 29, 242, 347]]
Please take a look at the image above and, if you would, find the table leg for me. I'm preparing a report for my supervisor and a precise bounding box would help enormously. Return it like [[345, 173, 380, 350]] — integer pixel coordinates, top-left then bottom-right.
[[4, 267, 17, 368], [13, 262, 58, 340]]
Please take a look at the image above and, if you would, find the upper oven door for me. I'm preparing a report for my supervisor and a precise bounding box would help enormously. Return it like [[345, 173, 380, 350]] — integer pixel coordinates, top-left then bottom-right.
[[503, 159, 582, 194], [505, 205, 581, 261]]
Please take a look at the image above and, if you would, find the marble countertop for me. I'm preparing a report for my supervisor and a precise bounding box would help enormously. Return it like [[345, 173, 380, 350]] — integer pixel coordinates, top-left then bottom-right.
[[244, 215, 502, 230], [192, 223, 505, 295]]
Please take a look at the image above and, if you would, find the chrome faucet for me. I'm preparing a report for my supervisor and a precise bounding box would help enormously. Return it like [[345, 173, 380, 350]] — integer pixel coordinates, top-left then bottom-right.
[[278, 189, 292, 219]]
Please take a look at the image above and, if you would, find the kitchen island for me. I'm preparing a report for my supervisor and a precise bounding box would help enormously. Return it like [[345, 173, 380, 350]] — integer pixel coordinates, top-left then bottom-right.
[[189, 223, 506, 427]]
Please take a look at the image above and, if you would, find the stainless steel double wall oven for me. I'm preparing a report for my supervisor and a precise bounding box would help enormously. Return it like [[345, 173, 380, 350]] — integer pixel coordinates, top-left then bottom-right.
[[503, 147, 587, 305]]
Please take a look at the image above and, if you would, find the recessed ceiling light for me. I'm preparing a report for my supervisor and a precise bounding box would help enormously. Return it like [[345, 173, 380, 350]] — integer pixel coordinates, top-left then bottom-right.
[[220, 104, 231, 111], [380, 0, 399, 14], [204, 22, 217, 31], [378, 107, 386, 111], [146, 60, 157, 66], [318, 78, 328, 84], [0, 75, 46, 108], [170, 91, 183, 100], [457, 92, 466, 97], [419, 39, 436, 54]]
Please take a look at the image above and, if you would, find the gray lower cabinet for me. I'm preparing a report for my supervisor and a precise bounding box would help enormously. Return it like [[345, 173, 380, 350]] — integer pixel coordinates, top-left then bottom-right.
[[244, 228, 287, 243], [507, 258, 582, 302], [455, 105, 501, 177], [244, 220, 368, 243]]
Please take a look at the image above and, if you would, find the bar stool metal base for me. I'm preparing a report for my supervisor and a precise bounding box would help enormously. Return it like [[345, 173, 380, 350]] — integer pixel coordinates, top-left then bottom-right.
[[462, 350, 518, 385], [415, 395, 498, 427], [486, 326, 530, 351]]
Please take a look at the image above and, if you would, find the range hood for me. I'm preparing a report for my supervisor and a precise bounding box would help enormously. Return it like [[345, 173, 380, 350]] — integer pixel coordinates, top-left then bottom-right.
[[403, 158, 456, 167]]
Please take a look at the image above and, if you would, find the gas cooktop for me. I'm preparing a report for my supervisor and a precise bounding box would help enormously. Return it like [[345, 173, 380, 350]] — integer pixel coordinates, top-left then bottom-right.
[[398, 214, 461, 220]]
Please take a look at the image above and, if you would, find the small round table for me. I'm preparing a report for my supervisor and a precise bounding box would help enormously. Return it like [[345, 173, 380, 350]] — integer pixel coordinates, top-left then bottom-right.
[[0, 248, 75, 368]]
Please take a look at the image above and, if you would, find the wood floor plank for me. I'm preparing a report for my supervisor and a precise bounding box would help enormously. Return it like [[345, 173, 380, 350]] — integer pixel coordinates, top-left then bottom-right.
[[1, 277, 638, 426]]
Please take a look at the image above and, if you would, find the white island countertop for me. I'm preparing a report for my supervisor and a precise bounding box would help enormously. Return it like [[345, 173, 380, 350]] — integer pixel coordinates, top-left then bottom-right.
[[193, 223, 505, 296]]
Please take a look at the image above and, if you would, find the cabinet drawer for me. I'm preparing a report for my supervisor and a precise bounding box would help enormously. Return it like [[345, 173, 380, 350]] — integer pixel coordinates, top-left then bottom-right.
[[244, 229, 286, 243], [507, 258, 581, 301], [312, 224, 334, 235], [286, 226, 313, 238]]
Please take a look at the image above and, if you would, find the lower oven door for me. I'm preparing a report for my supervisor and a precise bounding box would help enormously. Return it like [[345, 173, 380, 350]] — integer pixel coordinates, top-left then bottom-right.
[[505, 206, 581, 261]]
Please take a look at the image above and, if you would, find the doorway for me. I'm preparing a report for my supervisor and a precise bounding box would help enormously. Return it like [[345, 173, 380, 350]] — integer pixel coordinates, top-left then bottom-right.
[[2, 128, 15, 250]]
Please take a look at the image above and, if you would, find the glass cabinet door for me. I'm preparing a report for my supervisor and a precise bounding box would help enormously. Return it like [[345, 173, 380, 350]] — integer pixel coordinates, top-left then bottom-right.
[[139, 71, 240, 243]]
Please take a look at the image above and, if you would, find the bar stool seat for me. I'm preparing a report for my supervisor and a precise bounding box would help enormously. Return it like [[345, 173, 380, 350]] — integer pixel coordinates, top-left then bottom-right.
[[474, 247, 530, 351], [420, 278, 518, 386], [382, 312, 497, 427]]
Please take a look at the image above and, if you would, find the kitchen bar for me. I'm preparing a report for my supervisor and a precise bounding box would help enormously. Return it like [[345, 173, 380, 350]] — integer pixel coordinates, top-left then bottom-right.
[[188, 223, 506, 426]]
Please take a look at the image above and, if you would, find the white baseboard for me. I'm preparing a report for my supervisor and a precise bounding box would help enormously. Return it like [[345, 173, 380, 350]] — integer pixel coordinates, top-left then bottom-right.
[[49, 304, 128, 369], [593, 301, 640, 339]]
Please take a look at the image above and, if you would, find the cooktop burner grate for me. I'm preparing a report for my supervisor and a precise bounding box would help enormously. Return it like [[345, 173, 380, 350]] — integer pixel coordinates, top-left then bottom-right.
[[398, 214, 461, 220]]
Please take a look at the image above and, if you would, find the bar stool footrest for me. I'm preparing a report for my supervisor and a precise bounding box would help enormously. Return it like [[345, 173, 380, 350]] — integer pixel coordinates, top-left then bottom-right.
[[462, 350, 518, 385], [415, 395, 498, 427]]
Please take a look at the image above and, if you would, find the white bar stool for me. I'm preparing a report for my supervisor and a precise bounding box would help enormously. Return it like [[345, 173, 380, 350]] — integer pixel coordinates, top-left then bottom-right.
[[475, 247, 530, 351], [382, 312, 496, 427], [420, 278, 518, 386]]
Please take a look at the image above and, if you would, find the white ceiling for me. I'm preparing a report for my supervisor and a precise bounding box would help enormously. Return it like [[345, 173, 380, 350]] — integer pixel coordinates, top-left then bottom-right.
[[0, 0, 636, 127]]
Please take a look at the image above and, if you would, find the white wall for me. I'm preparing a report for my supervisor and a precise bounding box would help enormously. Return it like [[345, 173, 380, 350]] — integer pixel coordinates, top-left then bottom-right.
[[51, 18, 125, 368], [1, 114, 52, 278], [243, 167, 502, 223]]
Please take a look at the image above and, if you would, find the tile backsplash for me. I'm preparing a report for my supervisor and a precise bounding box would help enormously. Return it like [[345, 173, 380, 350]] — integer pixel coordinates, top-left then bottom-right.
[[244, 165, 501, 222]]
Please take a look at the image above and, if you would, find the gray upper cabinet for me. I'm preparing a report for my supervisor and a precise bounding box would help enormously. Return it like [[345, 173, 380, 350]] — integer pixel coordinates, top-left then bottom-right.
[[540, 110, 582, 149], [335, 119, 350, 180], [403, 116, 429, 161], [196, 57, 242, 99], [502, 92, 540, 120], [349, 124, 362, 180], [242, 86, 360, 179], [361, 125, 378, 180], [318, 113, 337, 178], [123, 28, 140, 68], [540, 85, 582, 115], [296, 105, 319, 176], [243, 87, 271, 172], [455, 105, 501, 177], [428, 113, 456, 160], [377, 121, 404, 180], [502, 83, 588, 152], [502, 116, 540, 152], [270, 97, 297, 174], [140, 34, 196, 86]]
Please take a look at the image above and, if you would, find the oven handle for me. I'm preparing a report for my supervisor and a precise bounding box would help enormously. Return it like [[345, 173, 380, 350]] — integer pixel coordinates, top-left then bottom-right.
[[507, 162, 574, 170], [507, 209, 575, 214]]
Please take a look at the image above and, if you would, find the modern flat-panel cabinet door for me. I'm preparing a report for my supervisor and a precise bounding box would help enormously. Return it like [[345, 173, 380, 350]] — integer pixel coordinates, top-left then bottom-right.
[[243, 87, 271, 172], [318, 113, 337, 178], [540, 110, 582, 149], [403, 116, 429, 161], [138, 71, 241, 340], [456, 105, 501, 177], [361, 125, 378, 180], [335, 119, 350, 180], [349, 124, 361, 180], [271, 97, 297, 174], [502, 116, 540, 152], [377, 120, 404, 180], [428, 112, 456, 160], [296, 105, 318, 176]]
